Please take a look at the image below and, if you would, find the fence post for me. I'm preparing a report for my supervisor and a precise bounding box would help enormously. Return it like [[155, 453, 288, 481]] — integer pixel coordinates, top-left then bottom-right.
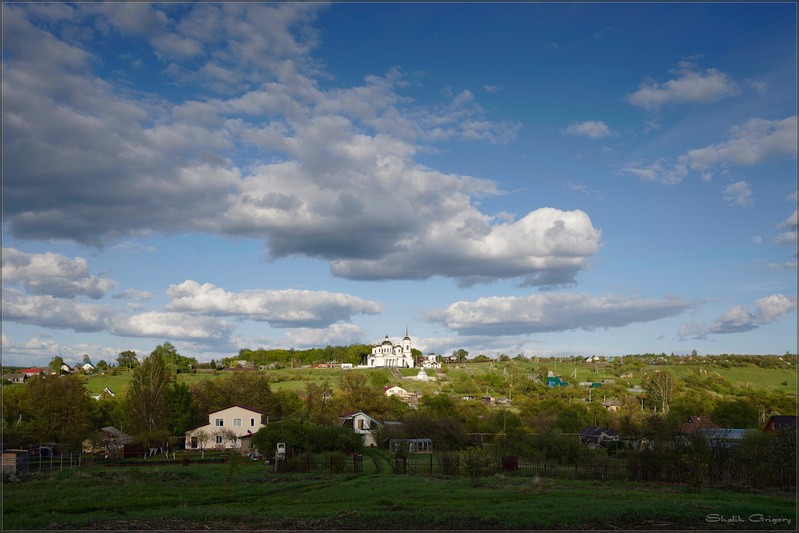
[[429, 454, 433, 475]]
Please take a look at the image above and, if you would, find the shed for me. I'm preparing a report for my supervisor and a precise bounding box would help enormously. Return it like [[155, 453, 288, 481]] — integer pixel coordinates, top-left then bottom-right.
[[2, 449, 29, 475], [389, 438, 433, 454]]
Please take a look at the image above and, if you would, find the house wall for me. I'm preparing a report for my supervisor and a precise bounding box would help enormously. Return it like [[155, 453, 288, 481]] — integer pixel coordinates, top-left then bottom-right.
[[185, 406, 265, 451]]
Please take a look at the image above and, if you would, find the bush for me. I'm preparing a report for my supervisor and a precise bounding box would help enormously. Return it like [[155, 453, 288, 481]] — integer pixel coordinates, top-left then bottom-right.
[[463, 446, 496, 486]]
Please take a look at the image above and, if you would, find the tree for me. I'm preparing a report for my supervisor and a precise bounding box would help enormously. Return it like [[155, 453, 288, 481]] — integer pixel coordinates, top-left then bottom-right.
[[95, 360, 109, 372], [194, 429, 210, 458], [453, 349, 469, 364], [151, 341, 197, 373], [127, 350, 173, 442], [117, 350, 139, 371], [23, 375, 96, 450], [48, 356, 65, 375], [165, 381, 196, 437], [643, 370, 675, 414]]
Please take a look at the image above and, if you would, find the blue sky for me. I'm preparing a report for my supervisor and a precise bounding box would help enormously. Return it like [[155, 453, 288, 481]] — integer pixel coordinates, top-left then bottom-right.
[[2, 2, 796, 367]]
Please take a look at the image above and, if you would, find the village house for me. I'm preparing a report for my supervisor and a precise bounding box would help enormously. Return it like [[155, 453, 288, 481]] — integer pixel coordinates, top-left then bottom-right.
[[6, 373, 26, 384], [338, 411, 380, 447], [763, 415, 796, 433], [185, 405, 266, 453], [21, 368, 44, 378], [601, 399, 621, 412]]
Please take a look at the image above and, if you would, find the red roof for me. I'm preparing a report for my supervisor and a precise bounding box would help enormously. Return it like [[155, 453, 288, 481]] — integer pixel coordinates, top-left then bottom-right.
[[21, 368, 43, 374]]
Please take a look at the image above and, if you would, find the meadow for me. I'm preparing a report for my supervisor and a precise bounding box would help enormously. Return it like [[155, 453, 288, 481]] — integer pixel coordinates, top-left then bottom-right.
[[80, 358, 797, 397], [3, 450, 795, 530]]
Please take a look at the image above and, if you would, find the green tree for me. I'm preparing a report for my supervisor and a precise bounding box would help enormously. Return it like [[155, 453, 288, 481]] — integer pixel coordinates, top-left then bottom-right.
[[712, 398, 760, 428], [151, 341, 197, 373], [127, 350, 173, 442], [23, 375, 96, 450], [95, 360, 109, 372], [117, 350, 139, 371], [166, 381, 196, 437], [48, 356, 65, 375], [453, 348, 469, 363]]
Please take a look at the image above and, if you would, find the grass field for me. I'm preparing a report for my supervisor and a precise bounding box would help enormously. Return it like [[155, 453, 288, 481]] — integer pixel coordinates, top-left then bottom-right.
[[3, 451, 795, 530], [79, 359, 797, 398]]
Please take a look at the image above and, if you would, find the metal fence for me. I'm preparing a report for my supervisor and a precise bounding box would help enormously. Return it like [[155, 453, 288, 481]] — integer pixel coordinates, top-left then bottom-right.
[[394, 453, 796, 489]]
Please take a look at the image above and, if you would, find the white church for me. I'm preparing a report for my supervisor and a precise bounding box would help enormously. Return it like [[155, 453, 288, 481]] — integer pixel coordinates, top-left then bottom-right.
[[367, 328, 415, 368]]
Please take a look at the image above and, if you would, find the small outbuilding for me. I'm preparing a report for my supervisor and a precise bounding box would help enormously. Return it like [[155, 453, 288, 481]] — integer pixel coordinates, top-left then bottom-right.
[[389, 438, 433, 454], [2, 449, 29, 475]]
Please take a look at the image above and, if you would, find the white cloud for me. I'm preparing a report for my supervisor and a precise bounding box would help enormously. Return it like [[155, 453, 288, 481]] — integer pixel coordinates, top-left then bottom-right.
[[2, 248, 116, 299], [627, 61, 739, 110], [165, 280, 382, 327], [1, 334, 121, 367], [113, 289, 153, 301], [687, 116, 797, 170], [563, 120, 612, 139], [110, 312, 233, 341], [620, 158, 688, 185], [722, 181, 753, 207], [775, 209, 798, 247], [2, 6, 554, 286], [428, 292, 695, 336], [282, 323, 365, 348], [2, 289, 113, 332], [678, 294, 796, 339]]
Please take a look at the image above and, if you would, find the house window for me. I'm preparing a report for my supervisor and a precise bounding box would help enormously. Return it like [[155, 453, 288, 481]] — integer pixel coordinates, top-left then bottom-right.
[[215, 418, 224, 426], [250, 418, 255, 426], [215, 435, 223, 444], [358, 419, 365, 429], [233, 418, 242, 427]]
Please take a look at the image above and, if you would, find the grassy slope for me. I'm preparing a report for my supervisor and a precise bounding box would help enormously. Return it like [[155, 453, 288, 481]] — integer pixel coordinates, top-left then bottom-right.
[[80, 360, 797, 398], [3, 462, 795, 530]]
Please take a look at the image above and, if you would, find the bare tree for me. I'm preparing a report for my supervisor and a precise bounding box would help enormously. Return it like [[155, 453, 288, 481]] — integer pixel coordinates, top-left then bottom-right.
[[194, 429, 210, 458], [643, 370, 675, 414]]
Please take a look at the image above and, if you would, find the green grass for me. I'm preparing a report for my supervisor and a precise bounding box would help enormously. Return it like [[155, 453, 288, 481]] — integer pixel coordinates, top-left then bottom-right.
[[80, 360, 797, 400], [3, 461, 795, 530]]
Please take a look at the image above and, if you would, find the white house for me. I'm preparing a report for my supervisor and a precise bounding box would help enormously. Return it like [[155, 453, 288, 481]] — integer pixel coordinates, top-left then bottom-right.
[[384, 385, 408, 397], [367, 328, 414, 368], [421, 353, 441, 369], [185, 405, 266, 452], [338, 411, 380, 447]]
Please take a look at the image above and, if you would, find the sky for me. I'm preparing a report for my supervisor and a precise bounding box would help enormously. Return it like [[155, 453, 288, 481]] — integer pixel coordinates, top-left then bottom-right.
[[2, 2, 797, 368]]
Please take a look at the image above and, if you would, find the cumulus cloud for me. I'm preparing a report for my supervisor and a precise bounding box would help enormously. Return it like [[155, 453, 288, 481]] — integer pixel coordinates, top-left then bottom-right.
[[678, 294, 796, 339], [774, 209, 797, 246], [722, 181, 753, 207], [2, 248, 116, 299], [1, 334, 121, 367], [621, 115, 796, 187], [165, 280, 382, 327], [2, 4, 568, 286], [282, 323, 366, 348], [110, 312, 233, 341], [687, 116, 797, 170], [627, 61, 739, 110], [428, 292, 695, 336], [2, 289, 113, 332], [563, 120, 612, 139]]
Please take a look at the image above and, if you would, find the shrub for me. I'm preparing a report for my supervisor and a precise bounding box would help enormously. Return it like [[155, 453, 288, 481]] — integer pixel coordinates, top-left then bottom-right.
[[463, 446, 496, 486]]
